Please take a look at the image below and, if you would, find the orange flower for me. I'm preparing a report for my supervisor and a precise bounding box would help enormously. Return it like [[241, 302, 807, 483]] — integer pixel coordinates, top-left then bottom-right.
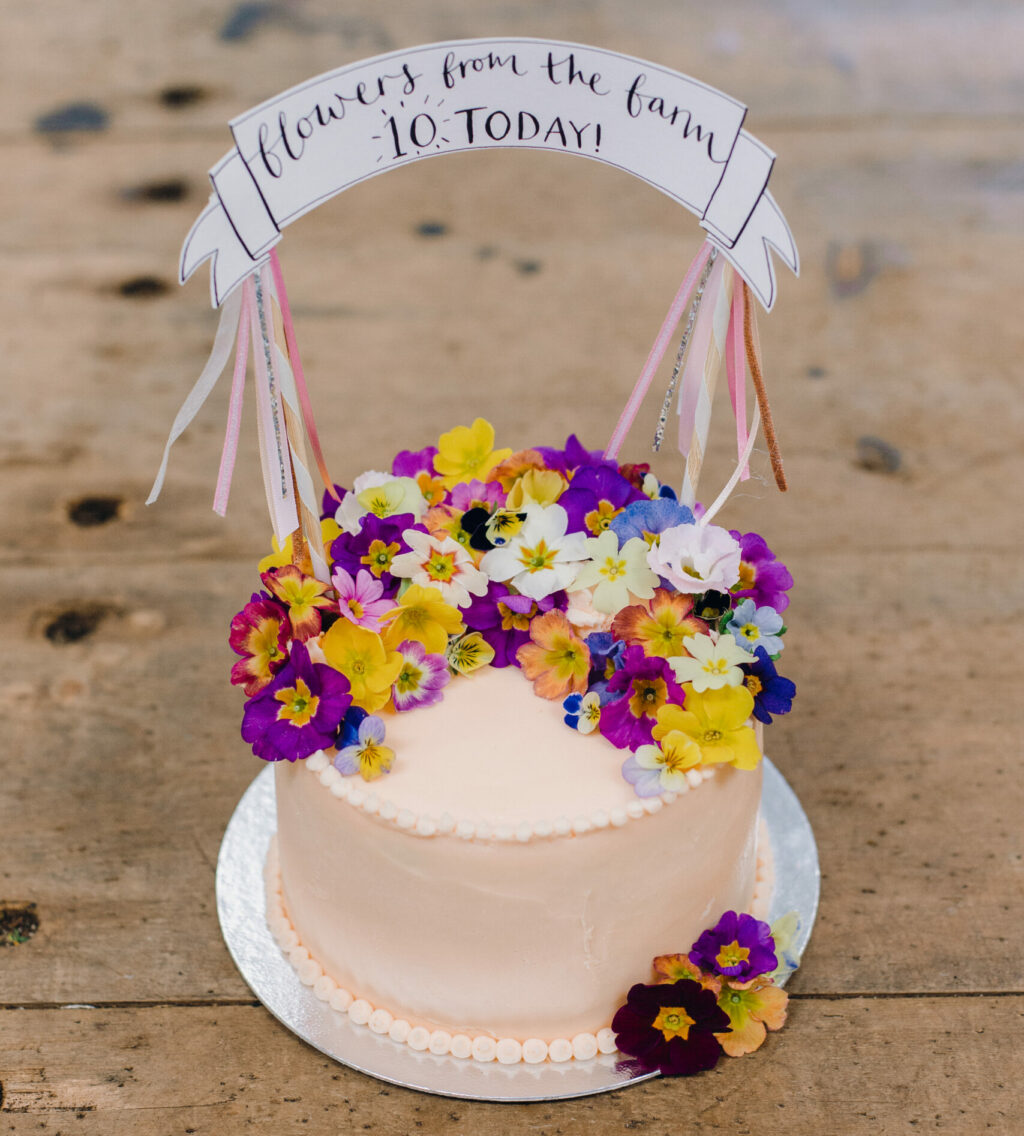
[[488, 449, 546, 491], [611, 589, 706, 659], [516, 611, 591, 700], [715, 977, 788, 1056]]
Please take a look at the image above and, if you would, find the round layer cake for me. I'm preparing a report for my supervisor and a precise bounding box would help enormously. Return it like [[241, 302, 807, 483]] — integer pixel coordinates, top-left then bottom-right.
[[272, 664, 764, 1043]]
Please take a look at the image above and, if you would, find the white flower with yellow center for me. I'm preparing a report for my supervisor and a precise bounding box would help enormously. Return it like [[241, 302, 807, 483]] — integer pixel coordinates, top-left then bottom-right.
[[570, 530, 658, 615], [480, 504, 588, 601], [667, 631, 750, 693], [336, 471, 427, 535], [389, 529, 488, 609]]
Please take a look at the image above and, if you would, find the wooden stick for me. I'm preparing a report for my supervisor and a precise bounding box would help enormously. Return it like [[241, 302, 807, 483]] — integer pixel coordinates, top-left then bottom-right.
[[742, 282, 788, 493]]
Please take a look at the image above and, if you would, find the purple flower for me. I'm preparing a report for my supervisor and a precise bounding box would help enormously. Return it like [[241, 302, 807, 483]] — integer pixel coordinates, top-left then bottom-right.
[[333, 715, 394, 781], [743, 646, 796, 724], [448, 479, 505, 512], [534, 433, 613, 477], [599, 646, 685, 751], [689, 911, 777, 980], [392, 639, 450, 710], [391, 445, 438, 479], [320, 483, 347, 519], [730, 530, 794, 613], [461, 582, 566, 667], [584, 631, 626, 684], [329, 513, 424, 595], [610, 497, 695, 545], [559, 465, 644, 537], [612, 979, 730, 1076], [241, 642, 351, 763]]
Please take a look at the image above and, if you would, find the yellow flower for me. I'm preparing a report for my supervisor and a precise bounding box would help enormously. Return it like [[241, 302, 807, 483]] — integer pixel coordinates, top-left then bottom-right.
[[433, 418, 512, 488], [321, 621, 403, 713], [258, 518, 344, 574], [380, 584, 464, 654], [653, 685, 761, 770], [445, 632, 495, 675], [506, 468, 567, 508]]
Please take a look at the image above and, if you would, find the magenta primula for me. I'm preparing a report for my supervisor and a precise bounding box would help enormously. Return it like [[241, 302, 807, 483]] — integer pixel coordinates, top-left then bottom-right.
[[228, 420, 796, 784]]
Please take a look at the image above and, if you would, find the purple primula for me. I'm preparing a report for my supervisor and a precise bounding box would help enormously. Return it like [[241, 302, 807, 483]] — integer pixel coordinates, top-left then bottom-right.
[[392, 639, 450, 711], [330, 512, 424, 596], [599, 646, 685, 751], [534, 433, 613, 477], [462, 582, 566, 667], [320, 483, 347, 519], [559, 465, 644, 537], [612, 980, 730, 1077], [241, 642, 352, 763], [743, 646, 796, 724], [610, 497, 695, 546], [730, 530, 794, 613], [689, 910, 778, 980], [391, 445, 438, 479]]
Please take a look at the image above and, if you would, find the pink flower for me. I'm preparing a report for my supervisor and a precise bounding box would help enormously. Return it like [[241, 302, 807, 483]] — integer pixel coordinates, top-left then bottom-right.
[[331, 567, 395, 633]]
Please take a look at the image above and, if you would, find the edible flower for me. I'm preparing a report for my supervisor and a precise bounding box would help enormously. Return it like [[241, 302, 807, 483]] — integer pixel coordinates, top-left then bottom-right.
[[726, 599, 785, 656], [389, 529, 489, 609], [609, 497, 694, 548], [331, 567, 395, 633], [600, 647, 685, 752], [390, 444, 438, 479], [621, 732, 702, 796], [391, 639, 450, 711], [563, 690, 602, 733], [714, 977, 788, 1057], [668, 632, 750, 692], [556, 465, 639, 535], [333, 714, 394, 781], [689, 911, 778, 981], [653, 685, 761, 771], [730, 530, 794, 613], [480, 504, 589, 601], [743, 646, 796, 724], [380, 584, 465, 654], [260, 565, 335, 641], [330, 513, 420, 595], [505, 468, 568, 509], [653, 953, 721, 992], [646, 522, 742, 595], [321, 621, 404, 713], [461, 583, 564, 668], [611, 589, 706, 659], [229, 595, 291, 695], [611, 979, 730, 1077], [516, 610, 591, 700], [433, 418, 512, 488], [570, 531, 658, 615], [445, 631, 495, 675], [336, 471, 427, 534], [240, 642, 351, 763]]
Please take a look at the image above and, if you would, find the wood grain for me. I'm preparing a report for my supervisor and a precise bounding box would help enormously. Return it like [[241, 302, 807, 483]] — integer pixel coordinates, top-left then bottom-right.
[[3, 0, 1024, 1130]]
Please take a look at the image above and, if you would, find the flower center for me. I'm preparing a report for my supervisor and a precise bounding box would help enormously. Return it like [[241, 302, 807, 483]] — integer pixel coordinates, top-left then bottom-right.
[[346, 599, 365, 620], [601, 555, 628, 582], [737, 561, 756, 590], [396, 663, 423, 693], [740, 623, 760, 642], [274, 678, 320, 727], [519, 538, 557, 573], [702, 728, 723, 743], [425, 552, 457, 582], [628, 677, 668, 720], [745, 675, 763, 696], [498, 601, 532, 632], [362, 540, 400, 576], [653, 1006, 696, 1042], [715, 940, 751, 970]]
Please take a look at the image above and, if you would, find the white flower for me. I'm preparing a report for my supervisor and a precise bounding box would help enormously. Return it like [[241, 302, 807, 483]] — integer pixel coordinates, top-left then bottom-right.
[[388, 530, 488, 609], [479, 504, 588, 601], [668, 632, 750, 692], [646, 522, 741, 594], [336, 471, 427, 535], [570, 531, 658, 615]]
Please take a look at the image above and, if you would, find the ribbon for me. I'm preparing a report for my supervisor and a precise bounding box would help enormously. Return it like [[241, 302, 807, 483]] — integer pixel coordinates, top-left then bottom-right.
[[725, 281, 749, 482], [146, 286, 243, 505], [212, 279, 253, 516]]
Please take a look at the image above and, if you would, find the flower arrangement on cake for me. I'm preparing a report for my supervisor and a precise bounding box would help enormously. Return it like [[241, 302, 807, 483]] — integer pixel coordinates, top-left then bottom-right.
[[231, 418, 796, 804]]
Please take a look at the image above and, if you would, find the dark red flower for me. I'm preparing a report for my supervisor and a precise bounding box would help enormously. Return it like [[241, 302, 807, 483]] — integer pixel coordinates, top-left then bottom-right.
[[612, 979, 730, 1076]]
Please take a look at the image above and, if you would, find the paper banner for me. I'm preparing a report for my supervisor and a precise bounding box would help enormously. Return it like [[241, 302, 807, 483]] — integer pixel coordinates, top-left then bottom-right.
[[181, 38, 798, 310]]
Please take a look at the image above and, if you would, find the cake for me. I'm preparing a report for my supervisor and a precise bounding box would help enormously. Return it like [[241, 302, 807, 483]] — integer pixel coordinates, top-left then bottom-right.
[[234, 419, 798, 1071]]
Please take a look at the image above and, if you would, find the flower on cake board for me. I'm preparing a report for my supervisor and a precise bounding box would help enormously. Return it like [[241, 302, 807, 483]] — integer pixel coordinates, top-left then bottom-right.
[[611, 979, 731, 1077], [229, 594, 291, 695], [726, 599, 785, 657], [332, 567, 395, 633], [391, 639, 450, 711], [334, 714, 395, 781], [480, 504, 589, 601], [570, 531, 658, 615], [260, 565, 335, 641], [714, 976, 788, 1057], [653, 685, 761, 771], [240, 642, 351, 763], [646, 522, 741, 595], [689, 911, 778, 981], [389, 529, 489, 609], [516, 610, 591, 700], [433, 418, 513, 488], [667, 632, 750, 692]]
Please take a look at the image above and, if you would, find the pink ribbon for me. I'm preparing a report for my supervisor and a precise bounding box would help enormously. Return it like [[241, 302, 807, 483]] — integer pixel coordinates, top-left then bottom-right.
[[676, 257, 723, 455], [603, 242, 713, 461], [213, 279, 253, 516]]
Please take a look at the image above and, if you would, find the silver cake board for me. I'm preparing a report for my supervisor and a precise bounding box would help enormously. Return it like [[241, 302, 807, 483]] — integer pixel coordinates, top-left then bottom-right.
[[216, 757, 819, 1102]]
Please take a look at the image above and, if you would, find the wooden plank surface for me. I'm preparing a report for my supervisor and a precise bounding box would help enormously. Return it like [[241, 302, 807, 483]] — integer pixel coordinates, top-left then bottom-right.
[[2, 1, 1023, 1132]]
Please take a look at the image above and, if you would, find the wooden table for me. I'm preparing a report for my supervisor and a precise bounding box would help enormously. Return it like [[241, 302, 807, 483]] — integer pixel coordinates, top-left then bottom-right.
[[3, 3, 1021, 1132]]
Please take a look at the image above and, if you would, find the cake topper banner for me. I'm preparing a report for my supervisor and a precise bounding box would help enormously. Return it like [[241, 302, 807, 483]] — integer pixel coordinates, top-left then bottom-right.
[[181, 38, 798, 310]]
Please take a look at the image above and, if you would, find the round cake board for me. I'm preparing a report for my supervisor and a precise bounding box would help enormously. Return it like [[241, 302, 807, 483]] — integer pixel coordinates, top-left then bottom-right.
[[216, 758, 819, 1102]]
